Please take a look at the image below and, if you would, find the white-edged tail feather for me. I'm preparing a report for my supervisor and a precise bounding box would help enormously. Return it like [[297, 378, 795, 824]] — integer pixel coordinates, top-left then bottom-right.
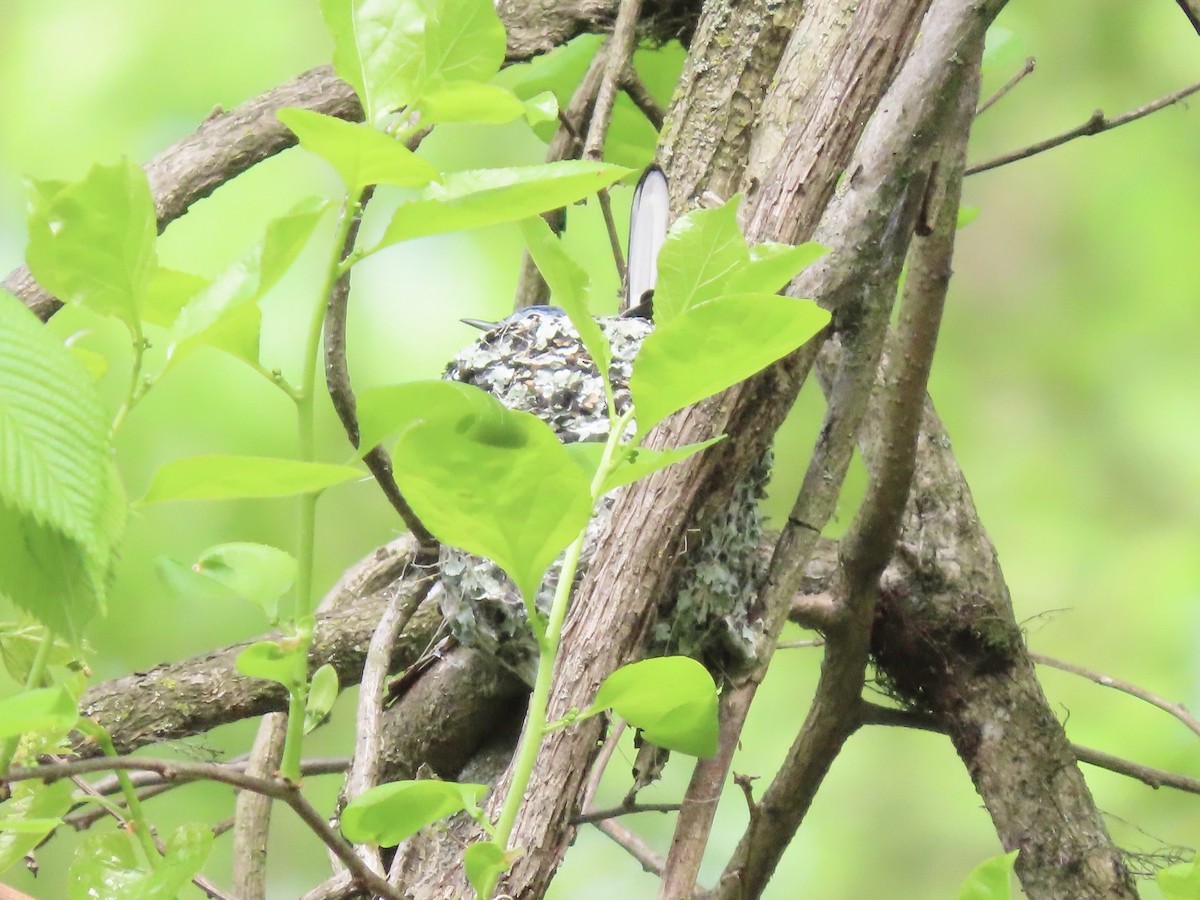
[[624, 166, 670, 314]]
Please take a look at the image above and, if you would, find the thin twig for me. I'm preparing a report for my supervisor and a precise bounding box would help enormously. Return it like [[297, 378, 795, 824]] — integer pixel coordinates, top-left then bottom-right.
[[582, 0, 645, 160], [967, 78, 1200, 175], [975, 57, 1035, 117], [232, 713, 287, 900], [620, 65, 666, 129], [595, 819, 668, 876], [572, 802, 681, 825], [1030, 652, 1200, 740], [581, 719, 627, 812], [597, 188, 627, 281], [3, 756, 404, 900]]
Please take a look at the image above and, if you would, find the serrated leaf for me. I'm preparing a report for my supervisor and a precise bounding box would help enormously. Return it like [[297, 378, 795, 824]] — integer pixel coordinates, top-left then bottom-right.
[[653, 199, 750, 324], [0, 780, 74, 875], [724, 241, 828, 295], [418, 80, 524, 125], [305, 663, 339, 734], [0, 685, 79, 738], [465, 841, 510, 896], [958, 850, 1018, 900], [588, 656, 718, 757], [156, 542, 295, 621], [278, 108, 440, 192], [516, 216, 611, 392], [235, 640, 304, 688], [630, 294, 830, 434], [388, 381, 592, 601], [374, 161, 631, 251], [140, 456, 363, 504], [68, 822, 213, 900], [341, 780, 487, 847], [0, 292, 121, 643], [24, 159, 156, 329], [166, 199, 328, 365]]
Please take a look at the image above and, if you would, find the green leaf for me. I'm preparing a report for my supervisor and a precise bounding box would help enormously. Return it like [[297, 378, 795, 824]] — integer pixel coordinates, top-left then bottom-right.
[[957, 850, 1018, 900], [0, 622, 79, 683], [167, 199, 329, 366], [957, 205, 981, 229], [0, 685, 79, 738], [724, 241, 828, 295], [374, 161, 631, 251], [588, 656, 718, 757], [464, 841, 510, 896], [653, 199, 749, 324], [522, 91, 559, 126], [141, 267, 208, 328], [278, 108, 440, 192], [418, 81, 525, 125], [140, 456, 363, 504], [389, 382, 593, 601], [67, 345, 109, 381], [0, 780, 74, 875], [357, 379, 497, 454], [516, 216, 611, 390], [1158, 858, 1200, 900], [305, 663, 340, 734], [422, 0, 506, 88], [630, 294, 830, 434], [235, 640, 305, 688], [68, 822, 213, 900], [982, 25, 1026, 78], [0, 291, 123, 643], [341, 780, 487, 847], [155, 542, 296, 621], [599, 437, 724, 493], [24, 159, 156, 329]]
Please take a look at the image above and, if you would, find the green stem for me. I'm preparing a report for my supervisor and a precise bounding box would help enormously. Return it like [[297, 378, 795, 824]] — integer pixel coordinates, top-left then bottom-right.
[[94, 730, 163, 868], [0, 629, 55, 774], [488, 408, 637, 882], [278, 199, 357, 783], [109, 325, 148, 436]]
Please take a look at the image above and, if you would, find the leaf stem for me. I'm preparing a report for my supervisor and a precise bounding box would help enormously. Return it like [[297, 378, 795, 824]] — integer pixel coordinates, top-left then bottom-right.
[[94, 728, 164, 868], [487, 407, 637, 891], [0, 628, 54, 774], [109, 326, 148, 436]]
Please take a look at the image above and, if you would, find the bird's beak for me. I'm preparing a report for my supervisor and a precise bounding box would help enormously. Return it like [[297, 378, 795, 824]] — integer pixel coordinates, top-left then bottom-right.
[[460, 317, 497, 331]]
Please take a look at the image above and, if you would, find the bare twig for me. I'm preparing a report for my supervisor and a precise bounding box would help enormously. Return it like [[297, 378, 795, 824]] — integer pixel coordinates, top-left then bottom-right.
[[620, 65, 666, 129], [597, 188, 627, 283], [582, 0, 645, 161], [3, 757, 404, 900], [232, 714, 287, 900], [596, 819, 668, 876], [581, 719, 627, 812], [1030, 652, 1200, 740], [788, 592, 838, 631], [975, 56, 1035, 116], [572, 802, 681, 825], [967, 79, 1200, 176]]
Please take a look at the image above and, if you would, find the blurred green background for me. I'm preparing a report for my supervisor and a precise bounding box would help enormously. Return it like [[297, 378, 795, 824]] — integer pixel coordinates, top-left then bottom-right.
[[2, 0, 1199, 896]]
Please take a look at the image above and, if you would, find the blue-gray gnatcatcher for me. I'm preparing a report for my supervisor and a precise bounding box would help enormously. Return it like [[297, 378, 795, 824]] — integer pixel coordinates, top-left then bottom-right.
[[440, 167, 768, 685]]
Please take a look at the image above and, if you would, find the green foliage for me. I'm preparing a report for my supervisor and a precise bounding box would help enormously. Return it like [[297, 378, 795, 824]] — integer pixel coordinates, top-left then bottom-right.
[[0, 291, 124, 644], [304, 663, 340, 734], [154, 542, 296, 623], [24, 160, 155, 330], [464, 841, 510, 895], [0, 686, 78, 739], [588, 657, 719, 757], [0, 622, 80, 683], [565, 437, 724, 494], [235, 638, 309, 689], [67, 822, 213, 900], [139, 455, 363, 504], [957, 850, 1018, 900], [387, 381, 593, 603], [1158, 857, 1200, 899], [341, 779, 488, 847], [0, 780, 75, 875]]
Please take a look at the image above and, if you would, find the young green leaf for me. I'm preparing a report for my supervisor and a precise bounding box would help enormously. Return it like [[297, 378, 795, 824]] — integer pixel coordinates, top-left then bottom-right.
[[155, 542, 296, 621], [630, 294, 831, 434], [652, 199, 749, 324], [166, 199, 329, 366], [0, 622, 80, 684], [418, 81, 525, 125], [304, 663, 340, 734], [341, 780, 487, 847], [67, 822, 213, 900], [516, 216, 611, 390], [140, 456, 363, 504], [278, 108, 440, 192], [564, 437, 725, 493], [373, 161, 631, 252], [421, 0, 506, 87], [464, 841, 510, 896], [390, 383, 593, 601], [0, 781, 74, 875], [67, 345, 109, 381], [957, 205, 981, 229], [957, 850, 1018, 900], [24, 159, 156, 330], [588, 656, 718, 757], [141, 267, 209, 328], [235, 640, 305, 688], [320, 0, 425, 124], [0, 291, 123, 643], [356, 380, 498, 456], [522, 91, 559, 126], [724, 241, 828, 295], [1158, 857, 1200, 900], [0, 685, 79, 738]]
